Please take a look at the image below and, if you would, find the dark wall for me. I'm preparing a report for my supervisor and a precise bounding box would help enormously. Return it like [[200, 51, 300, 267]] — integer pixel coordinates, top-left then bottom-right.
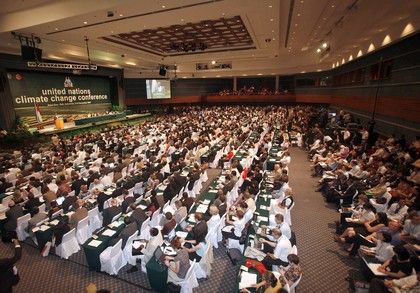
[[125, 77, 233, 99], [237, 77, 275, 91]]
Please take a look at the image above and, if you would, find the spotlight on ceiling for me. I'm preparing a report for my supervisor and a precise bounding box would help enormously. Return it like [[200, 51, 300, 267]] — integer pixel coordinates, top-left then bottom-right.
[[211, 60, 216, 65], [316, 48, 321, 53], [322, 42, 328, 48]]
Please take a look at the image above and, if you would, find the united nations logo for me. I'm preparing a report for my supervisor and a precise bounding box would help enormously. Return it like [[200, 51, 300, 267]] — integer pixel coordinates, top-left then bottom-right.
[[64, 76, 73, 88]]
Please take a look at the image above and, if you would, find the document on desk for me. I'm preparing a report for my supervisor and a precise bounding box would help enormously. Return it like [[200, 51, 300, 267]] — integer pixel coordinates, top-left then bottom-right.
[[202, 199, 211, 205], [176, 231, 189, 238], [188, 214, 197, 223], [40, 225, 50, 231], [239, 272, 257, 289], [196, 204, 208, 213], [102, 229, 117, 237], [88, 240, 102, 247], [50, 219, 59, 226], [138, 204, 147, 210], [132, 240, 146, 250], [367, 263, 387, 276], [208, 189, 218, 193], [257, 216, 268, 222]]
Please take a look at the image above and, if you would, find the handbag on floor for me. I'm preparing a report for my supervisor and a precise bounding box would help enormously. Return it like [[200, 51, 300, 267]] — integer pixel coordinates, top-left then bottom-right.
[[41, 241, 52, 257]]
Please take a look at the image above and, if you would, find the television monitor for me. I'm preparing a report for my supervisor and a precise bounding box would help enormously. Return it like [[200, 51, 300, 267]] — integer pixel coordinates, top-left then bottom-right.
[[146, 79, 171, 99]]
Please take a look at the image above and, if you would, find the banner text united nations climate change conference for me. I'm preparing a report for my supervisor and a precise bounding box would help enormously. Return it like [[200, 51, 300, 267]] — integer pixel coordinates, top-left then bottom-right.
[[15, 87, 109, 106]]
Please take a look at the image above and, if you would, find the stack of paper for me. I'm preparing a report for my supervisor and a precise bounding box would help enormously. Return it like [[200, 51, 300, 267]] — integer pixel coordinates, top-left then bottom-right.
[[50, 219, 59, 226], [257, 216, 268, 223], [176, 231, 189, 238], [88, 239, 102, 247], [196, 204, 208, 213], [202, 199, 211, 205], [188, 214, 197, 223], [40, 225, 50, 231], [138, 204, 147, 210], [239, 272, 257, 289], [102, 229, 117, 237], [208, 190, 217, 193]]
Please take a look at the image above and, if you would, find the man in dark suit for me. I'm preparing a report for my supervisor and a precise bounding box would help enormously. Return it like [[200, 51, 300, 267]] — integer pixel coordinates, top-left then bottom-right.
[[52, 216, 71, 246], [23, 193, 41, 216], [70, 174, 85, 196], [102, 199, 122, 226], [3, 201, 24, 241], [61, 192, 77, 213], [222, 174, 238, 194], [95, 190, 110, 212], [121, 190, 135, 213], [181, 192, 195, 211], [109, 217, 138, 249], [129, 204, 148, 230], [187, 168, 200, 191], [160, 212, 176, 236], [186, 212, 208, 243], [0, 239, 22, 292]]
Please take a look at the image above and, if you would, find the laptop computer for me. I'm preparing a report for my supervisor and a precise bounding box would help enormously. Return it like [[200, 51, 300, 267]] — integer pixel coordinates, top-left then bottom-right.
[[154, 246, 166, 265], [56, 197, 65, 205]]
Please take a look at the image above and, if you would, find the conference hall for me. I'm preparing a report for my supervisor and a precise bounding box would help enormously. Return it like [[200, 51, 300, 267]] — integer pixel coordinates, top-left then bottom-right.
[[0, 1, 419, 292]]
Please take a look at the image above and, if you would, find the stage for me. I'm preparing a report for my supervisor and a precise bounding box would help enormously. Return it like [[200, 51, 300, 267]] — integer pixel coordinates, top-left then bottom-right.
[[30, 113, 151, 136]]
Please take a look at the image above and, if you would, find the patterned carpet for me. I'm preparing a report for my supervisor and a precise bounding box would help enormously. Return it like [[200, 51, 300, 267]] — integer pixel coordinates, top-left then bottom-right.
[[0, 149, 356, 292]]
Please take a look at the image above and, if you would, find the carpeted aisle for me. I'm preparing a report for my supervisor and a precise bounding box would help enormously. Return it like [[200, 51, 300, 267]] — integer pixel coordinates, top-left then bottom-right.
[[289, 147, 356, 293]]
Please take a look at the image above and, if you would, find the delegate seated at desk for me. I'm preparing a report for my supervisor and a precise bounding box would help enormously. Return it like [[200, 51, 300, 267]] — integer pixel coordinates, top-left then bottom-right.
[[164, 238, 191, 283]]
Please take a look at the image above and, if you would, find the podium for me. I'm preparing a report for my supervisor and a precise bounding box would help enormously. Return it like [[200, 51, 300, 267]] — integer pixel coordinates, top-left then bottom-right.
[[55, 117, 64, 129]]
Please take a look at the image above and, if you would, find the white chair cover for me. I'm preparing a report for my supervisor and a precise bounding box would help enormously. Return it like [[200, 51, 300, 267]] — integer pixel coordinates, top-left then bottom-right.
[[174, 260, 199, 293], [55, 228, 80, 259], [207, 221, 221, 249], [290, 245, 298, 255], [76, 216, 90, 244], [217, 214, 227, 243], [138, 217, 151, 240], [123, 231, 138, 266], [149, 207, 161, 227], [285, 202, 295, 226], [38, 203, 46, 214], [201, 170, 208, 182], [111, 212, 122, 223], [100, 239, 126, 275], [16, 213, 31, 241], [88, 206, 102, 234], [194, 242, 214, 279]]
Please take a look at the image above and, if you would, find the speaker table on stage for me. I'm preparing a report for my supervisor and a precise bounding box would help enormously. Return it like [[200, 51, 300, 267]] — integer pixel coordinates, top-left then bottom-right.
[[54, 116, 64, 129]]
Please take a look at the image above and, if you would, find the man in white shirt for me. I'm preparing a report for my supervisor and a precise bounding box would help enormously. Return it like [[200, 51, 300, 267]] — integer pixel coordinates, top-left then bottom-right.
[[262, 214, 292, 240], [260, 229, 292, 269]]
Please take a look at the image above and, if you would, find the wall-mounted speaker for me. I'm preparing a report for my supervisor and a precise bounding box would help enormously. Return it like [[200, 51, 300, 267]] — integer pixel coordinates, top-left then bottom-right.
[[159, 66, 167, 76]]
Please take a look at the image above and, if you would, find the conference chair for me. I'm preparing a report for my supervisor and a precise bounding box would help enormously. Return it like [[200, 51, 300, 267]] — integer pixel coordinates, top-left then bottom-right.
[[207, 219, 222, 249], [76, 216, 90, 244], [149, 207, 161, 227], [201, 170, 208, 182], [38, 203, 46, 214], [16, 213, 31, 241], [138, 217, 151, 240], [285, 202, 295, 226], [100, 239, 126, 275], [88, 206, 102, 234], [123, 231, 139, 266], [111, 212, 122, 224], [174, 259, 199, 293], [285, 274, 302, 293], [55, 228, 80, 259], [51, 209, 63, 219], [194, 241, 213, 279], [217, 213, 227, 244]]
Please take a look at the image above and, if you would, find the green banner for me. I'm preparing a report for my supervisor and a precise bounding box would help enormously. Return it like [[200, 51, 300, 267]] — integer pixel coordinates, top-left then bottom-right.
[[7, 71, 111, 113]]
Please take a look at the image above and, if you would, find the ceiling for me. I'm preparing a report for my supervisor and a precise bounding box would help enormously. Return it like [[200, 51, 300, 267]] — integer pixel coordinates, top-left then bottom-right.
[[0, 0, 419, 78]]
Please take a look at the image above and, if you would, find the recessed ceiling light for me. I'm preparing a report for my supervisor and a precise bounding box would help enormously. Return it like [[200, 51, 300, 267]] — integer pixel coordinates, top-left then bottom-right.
[[222, 13, 225, 16], [257, 73, 263, 75], [119, 14, 123, 17], [83, 21, 88, 24], [331, 4, 335, 7], [61, 39, 65, 42], [216, 75, 221, 77], [270, 19, 274, 21], [55, 28, 58, 31], [125, 61, 136, 66], [297, 13, 301, 16], [272, 38, 275, 40], [295, 23, 298, 26], [181, 18, 184, 21], [242, 74, 247, 76], [211, 60, 216, 65], [316, 48, 321, 53], [268, 5, 272, 8], [322, 42, 328, 48], [111, 30, 114, 33], [272, 30, 275, 32], [162, 5, 166, 8]]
